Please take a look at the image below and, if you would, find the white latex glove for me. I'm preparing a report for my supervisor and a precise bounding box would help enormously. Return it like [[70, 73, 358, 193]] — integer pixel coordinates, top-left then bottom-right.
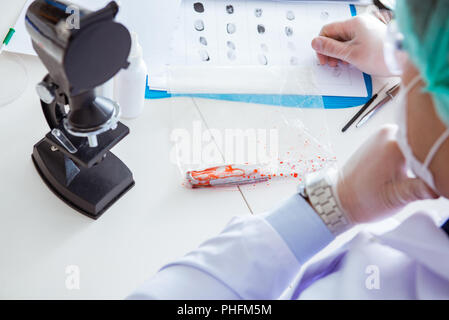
[[335, 125, 438, 224], [311, 13, 392, 77]]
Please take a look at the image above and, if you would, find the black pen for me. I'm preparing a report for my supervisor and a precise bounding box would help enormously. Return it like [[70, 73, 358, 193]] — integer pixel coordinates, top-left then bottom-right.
[[341, 83, 388, 132]]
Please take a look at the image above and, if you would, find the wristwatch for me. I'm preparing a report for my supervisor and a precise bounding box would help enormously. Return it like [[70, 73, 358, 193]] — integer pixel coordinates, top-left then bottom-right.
[[298, 168, 352, 235]]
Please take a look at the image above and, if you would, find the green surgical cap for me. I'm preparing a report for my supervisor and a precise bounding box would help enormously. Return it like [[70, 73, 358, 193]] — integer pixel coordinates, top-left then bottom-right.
[[396, 0, 449, 126]]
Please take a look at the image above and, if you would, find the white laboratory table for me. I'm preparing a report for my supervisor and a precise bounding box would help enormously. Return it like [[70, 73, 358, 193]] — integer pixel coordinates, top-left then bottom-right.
[[1, 1, 447, 300], [0, 1, 250, 299]]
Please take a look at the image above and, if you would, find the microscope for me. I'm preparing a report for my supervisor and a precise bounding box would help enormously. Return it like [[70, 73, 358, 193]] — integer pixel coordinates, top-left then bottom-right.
[[26, 0, 135, 219]]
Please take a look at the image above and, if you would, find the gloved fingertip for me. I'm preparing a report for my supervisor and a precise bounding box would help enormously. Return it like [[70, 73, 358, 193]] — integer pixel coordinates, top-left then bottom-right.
[[317, 53, 327, 65], [328, 57, 339, 67], [311, 38, 322, 51]]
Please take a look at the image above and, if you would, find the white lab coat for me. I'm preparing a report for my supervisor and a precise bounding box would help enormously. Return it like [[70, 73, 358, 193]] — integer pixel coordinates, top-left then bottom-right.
[[130, 204, 449, 300], [292, 213, 449, 299]]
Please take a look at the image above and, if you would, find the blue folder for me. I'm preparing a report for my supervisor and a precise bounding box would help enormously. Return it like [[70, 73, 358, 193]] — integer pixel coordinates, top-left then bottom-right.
[[145, 5, 372, 109]]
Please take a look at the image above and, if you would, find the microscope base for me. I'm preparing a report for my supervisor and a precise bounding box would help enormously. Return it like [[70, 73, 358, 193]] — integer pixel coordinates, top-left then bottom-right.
[[32, 138, 135, 220]]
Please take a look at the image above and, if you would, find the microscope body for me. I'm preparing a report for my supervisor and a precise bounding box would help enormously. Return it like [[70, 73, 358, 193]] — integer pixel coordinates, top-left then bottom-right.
[[27, 0, 135, 219]]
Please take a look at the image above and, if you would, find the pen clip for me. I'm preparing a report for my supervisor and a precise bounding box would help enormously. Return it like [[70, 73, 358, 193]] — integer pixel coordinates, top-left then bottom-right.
[[386, 83, 400, 99]]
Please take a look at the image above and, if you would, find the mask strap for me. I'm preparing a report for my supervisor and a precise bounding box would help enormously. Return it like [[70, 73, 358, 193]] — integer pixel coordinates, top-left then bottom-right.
[[424, 128, 449, 168], [404, 75, 422, 93]]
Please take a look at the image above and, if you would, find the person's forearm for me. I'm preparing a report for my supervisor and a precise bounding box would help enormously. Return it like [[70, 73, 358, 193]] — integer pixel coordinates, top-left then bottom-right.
[[130, 194, 335, 300]]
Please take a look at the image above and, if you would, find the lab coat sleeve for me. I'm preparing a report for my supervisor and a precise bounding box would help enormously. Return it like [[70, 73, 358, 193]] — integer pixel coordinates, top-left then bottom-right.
[[129, 194, 335, 300]]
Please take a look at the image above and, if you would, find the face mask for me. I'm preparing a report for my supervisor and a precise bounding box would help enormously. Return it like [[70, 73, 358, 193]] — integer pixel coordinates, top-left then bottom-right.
[[396, 75, 449, 194]]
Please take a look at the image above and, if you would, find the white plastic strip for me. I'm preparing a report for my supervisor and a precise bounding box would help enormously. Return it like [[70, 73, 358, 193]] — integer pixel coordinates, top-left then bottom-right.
[[166, 65, 320, 95]]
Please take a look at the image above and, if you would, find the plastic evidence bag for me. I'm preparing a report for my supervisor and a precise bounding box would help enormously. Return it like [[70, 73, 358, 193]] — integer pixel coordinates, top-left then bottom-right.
[[166, 65, 336, 188]]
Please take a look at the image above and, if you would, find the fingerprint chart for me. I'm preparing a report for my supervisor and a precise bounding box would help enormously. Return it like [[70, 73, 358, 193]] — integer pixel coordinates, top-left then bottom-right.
[[170, 0, 368, 94], [176, 1, 348, 67]]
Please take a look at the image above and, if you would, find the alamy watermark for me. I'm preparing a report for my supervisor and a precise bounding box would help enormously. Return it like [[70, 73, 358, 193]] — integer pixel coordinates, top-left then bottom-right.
[[65, 265, 80, 290], [365, 265, 380, 290], [170, 121, 280, 167], [65, 5, 81, 30]]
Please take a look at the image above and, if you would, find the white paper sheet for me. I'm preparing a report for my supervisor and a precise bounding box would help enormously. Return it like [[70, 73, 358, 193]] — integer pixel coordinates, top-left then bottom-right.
[[170, 0, 368, 97], [6, 0, 36, 56], [6, 0, 182, 89]]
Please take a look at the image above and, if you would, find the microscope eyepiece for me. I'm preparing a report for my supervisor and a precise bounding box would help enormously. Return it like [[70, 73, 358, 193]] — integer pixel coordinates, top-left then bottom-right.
[[26, 0, 131, 97]]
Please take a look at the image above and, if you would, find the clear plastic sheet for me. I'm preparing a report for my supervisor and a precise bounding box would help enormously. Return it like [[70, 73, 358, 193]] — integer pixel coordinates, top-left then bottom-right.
[[166, 0, 339, 188], [167, 65, 335, 188]]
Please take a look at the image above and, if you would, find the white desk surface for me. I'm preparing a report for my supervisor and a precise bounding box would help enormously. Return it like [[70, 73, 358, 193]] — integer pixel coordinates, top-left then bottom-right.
[[1, 1, 447, 299]]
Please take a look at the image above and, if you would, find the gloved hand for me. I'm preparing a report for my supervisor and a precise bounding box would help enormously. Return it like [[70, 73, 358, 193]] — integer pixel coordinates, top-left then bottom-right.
[[334, 125, 438, 224], [311, 13, 392, 77]]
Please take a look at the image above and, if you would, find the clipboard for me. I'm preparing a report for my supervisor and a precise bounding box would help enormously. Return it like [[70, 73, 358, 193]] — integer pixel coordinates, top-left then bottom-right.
[[145, 4, 372, 109]]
